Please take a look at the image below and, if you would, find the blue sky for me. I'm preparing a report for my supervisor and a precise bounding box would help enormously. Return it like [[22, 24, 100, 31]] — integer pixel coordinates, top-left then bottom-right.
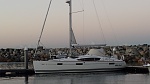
[[0, 0, 150, 48]]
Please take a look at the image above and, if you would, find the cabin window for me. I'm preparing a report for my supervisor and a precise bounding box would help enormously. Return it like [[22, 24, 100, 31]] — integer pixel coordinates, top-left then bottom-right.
[[76, 63, 83, 65], [57, 63, 63, 65], [109, 63, 115, 65], [94, 58, 100, 61], [78, 58, 100, 61]]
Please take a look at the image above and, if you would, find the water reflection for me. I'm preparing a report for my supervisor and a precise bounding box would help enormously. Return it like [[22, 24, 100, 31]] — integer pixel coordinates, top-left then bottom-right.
[[33, 73, 150, 84], [25, 75, 28, 84], [1, 72, 150, 84], [33, 72, 126, 84]]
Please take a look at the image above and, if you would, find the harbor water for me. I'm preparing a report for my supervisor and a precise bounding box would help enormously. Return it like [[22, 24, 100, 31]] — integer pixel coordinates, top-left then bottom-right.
[[0, 72, 150, 84]]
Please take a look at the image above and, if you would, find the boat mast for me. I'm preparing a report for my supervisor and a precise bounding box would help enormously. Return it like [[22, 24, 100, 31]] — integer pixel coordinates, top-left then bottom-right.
[[66, 0, 72, 57]]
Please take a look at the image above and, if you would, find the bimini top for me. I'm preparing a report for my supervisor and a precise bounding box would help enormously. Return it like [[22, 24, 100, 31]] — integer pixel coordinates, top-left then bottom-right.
[[86, 49, 105, 56]]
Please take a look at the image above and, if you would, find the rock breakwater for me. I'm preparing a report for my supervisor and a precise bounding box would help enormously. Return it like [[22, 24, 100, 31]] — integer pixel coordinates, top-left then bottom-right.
[[0, 44, 150, 66]]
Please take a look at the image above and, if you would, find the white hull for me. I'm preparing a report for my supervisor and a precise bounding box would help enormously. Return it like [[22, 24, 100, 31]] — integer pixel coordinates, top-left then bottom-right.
[[147, 67, 150, 72], [143, 64, 150, 72], [33, 60, 126, 73]]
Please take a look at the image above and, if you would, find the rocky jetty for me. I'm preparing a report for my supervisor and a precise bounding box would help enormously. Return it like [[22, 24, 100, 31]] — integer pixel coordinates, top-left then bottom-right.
[[0, 44, 150, 66]]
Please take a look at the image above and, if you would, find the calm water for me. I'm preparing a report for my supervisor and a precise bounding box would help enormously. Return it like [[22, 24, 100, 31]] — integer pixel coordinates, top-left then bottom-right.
[[0, 72, 150, 84]]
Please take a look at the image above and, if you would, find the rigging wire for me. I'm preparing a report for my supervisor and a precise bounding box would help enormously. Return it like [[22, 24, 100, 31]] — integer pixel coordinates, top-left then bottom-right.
[[81, 0, 85, 44], [37, 0, 53, 47], [92, 0, 106, 44], [72, 0, 85, 44], [34, 0, 52, 57], [101, 0, 119, 45], [39, 41, 47, 49], [77, 0, 85, 44]]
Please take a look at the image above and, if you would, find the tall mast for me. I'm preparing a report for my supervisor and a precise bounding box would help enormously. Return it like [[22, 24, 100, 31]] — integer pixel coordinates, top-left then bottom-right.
[[66, 0, 72, 56]]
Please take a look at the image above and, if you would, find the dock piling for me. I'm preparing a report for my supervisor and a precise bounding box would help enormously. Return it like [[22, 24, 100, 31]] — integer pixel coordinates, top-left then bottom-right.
[[24, 47, 28, 70]]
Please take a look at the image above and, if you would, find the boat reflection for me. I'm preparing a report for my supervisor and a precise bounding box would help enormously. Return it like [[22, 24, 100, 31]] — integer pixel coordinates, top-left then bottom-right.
[[25, 75, 28, 84], [33, 72, 126, 84]]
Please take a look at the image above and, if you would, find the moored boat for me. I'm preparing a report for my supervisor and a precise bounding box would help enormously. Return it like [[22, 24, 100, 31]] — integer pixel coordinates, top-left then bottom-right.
[[33, 0, 126, 74], [33, 49, 126, 73]]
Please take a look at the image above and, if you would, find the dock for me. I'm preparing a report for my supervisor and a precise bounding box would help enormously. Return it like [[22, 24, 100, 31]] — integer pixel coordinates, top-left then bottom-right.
[[125, 66, 149, 73], [0, 69, 34, 76], [0, 66, 149, 76], [0, 48, 35, 76]]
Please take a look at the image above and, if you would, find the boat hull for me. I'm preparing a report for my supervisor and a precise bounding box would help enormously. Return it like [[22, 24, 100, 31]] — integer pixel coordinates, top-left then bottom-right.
[[33, 60, 126, 73], [143, 64, 150, 72]]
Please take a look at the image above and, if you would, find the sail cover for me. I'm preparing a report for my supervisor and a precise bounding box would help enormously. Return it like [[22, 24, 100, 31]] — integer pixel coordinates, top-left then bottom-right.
[[71, 28, 77, 44]]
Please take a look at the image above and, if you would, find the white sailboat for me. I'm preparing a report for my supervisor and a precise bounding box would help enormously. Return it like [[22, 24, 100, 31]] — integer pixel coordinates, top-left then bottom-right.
[[33, 0, 126, 73]]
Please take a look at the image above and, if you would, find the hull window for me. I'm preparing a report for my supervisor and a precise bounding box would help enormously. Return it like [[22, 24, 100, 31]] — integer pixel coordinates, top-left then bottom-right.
[[57, 63, 63, 65], [76, 63, 83, 65], [109, 63, 115, 65]]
